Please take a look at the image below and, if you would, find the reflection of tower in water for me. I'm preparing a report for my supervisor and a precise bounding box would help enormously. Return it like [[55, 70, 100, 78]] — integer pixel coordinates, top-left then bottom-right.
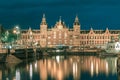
[[0, 55, 118, 80], [2, 55, 115, 80], [37, 56, 118, 80]]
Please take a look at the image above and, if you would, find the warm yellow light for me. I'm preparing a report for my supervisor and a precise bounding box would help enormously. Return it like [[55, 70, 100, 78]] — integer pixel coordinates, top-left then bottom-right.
[[13, 30, 16, 33]]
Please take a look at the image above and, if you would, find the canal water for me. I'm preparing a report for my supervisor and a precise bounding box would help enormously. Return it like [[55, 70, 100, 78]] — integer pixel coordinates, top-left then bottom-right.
[[0, 55, 118, 80]]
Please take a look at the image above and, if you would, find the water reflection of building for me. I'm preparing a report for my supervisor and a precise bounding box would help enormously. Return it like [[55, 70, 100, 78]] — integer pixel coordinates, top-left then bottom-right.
[[20, 14, 120, 48], [0, 70, 1, 80], [36, 56, 117, 80], [0, 56, 118, 80], [117, 58, 120, 80]]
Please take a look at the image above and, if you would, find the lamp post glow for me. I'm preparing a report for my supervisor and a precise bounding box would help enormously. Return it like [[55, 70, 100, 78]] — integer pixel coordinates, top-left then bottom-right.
[[13, 25, 20, 43]]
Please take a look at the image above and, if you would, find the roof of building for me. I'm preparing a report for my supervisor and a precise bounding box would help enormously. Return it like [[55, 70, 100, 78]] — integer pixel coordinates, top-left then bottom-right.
[[21, 29, 120, 34]]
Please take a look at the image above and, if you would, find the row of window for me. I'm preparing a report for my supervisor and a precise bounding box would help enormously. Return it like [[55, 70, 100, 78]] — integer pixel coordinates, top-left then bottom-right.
[[47, 41, 68, 45], [80, 41, 108, 44], [39, 40, 110, 46], [48, 35, 111, 40], [22, 35, 40, 39], [80, 36, 110, 39], [22, 35, 114, 41]]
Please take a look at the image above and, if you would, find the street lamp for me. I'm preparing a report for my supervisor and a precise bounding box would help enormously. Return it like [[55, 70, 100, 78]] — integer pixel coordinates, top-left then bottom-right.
[[13, 25, 20, 44]]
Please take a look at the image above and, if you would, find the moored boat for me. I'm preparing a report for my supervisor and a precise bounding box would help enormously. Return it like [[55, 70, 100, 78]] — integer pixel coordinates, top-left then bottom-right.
[[105, 38, 120, 54], [99, 36, 120, 56], [105, 42, 120, 54]]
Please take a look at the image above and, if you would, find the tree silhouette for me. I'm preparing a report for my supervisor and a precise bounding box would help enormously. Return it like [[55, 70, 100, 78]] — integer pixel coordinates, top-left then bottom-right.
[[0, 25, 20, 45]]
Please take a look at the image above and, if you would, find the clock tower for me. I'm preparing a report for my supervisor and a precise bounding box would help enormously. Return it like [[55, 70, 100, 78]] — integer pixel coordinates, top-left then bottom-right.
[[40, 14, 48, 47], [73, 15, 80, 47]]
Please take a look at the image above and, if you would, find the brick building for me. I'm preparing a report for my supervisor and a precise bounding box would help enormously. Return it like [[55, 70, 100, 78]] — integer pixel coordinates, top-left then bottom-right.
[[21, 14, 120, 48]]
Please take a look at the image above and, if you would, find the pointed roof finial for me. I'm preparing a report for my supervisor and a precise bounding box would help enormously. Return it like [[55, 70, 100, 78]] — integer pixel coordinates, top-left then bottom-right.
[[105, 27, 109, 34], [74, 15, 80, 25], [42, 13, 46, 21], [43, 13, 45, 18], [68, 24, 69, 29], [106, 27, 109, 30], [75, 15, 79, 22], [29, 27, 31, 30], [28, 27, 32, 33], [59, 16, 62, 23], [90, 27, 93, 30], [41, 13, 47, 25]]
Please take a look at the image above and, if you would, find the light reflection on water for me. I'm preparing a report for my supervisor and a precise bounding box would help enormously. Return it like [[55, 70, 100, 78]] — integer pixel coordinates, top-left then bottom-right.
[[0, 55, 118, 80]]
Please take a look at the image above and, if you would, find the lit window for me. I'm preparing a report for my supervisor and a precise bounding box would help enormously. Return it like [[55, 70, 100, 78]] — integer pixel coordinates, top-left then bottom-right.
[[48, 42, 51, 44], [70, 40, 72, 44], [54, 36, 56, 39], [64, 33, 67, 37], [59, 36, 61, 39], [48, 36, 51, 39], [65, 40, 67, 44], [53, 42, 56, 44], [54, 31, 56, 34], [59, 33, 61, 35]]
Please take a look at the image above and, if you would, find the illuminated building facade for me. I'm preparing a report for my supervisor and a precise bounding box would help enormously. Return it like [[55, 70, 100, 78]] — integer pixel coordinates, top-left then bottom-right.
[[21, 14, 120, 48]]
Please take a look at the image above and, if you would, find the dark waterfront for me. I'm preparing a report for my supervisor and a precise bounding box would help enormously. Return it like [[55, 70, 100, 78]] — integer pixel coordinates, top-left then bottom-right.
[[0, 54, 118, 80]]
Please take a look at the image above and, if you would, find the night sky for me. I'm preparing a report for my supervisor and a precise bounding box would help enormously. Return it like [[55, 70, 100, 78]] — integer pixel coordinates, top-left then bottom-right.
[[0, 0, 120, 30]]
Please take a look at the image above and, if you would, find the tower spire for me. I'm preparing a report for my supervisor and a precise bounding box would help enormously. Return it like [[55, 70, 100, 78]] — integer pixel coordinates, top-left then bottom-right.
[[59, 16, 62, 24], [41, 14, 47, 25], [74, 15, 80, 25]]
